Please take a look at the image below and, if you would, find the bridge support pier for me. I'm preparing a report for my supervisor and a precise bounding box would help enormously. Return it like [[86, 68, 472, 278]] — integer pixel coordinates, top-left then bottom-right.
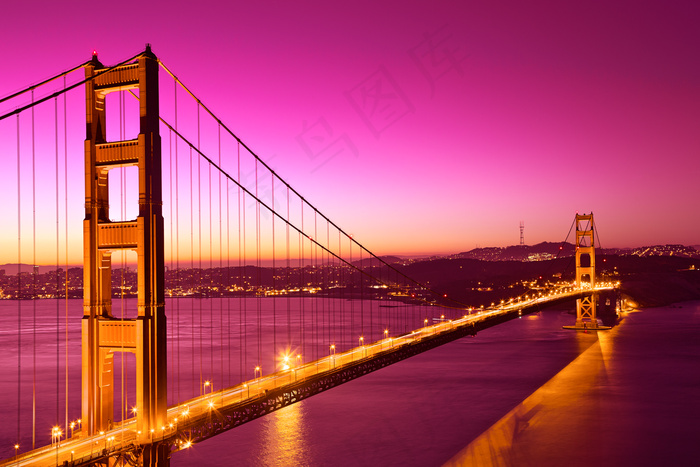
[[141, 442, 171, 467], [82, 46, 168, 454], [564, 213, 610, 331]]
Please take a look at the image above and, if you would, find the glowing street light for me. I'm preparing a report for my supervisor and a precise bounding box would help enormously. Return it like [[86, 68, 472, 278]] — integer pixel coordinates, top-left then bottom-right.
[[254, 366, 262, 395], [51, 426, 63, 447], [56, 430, 63, 463]]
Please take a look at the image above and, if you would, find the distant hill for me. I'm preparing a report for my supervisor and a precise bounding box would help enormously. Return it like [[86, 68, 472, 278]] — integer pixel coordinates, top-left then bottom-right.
[[0, 263, 60, 275], [453, 242, 575, 262], [396, 253, 700, 308], [350, 255, 404, 268]]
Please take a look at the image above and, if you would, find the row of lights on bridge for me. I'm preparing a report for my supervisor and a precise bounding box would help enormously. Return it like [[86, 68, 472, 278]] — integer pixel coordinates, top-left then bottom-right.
[[12, 281, 620, 460]]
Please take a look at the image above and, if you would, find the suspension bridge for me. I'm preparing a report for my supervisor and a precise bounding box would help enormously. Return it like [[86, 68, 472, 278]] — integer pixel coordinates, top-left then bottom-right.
[[0, 47, 615, 466]]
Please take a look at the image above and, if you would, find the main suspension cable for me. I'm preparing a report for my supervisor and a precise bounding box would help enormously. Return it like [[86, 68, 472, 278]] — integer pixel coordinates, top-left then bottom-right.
[[157, 59, 464, 308]]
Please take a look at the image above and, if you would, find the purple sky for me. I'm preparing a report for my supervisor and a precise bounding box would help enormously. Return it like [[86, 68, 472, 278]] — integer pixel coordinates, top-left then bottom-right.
[[1, 1, 699, 260]]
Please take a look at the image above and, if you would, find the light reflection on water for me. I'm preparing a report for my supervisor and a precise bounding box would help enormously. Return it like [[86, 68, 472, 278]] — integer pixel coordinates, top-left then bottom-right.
[[444, 304, 700, 467], [259, 402, 310, 466], [1, 300, 698, 465]]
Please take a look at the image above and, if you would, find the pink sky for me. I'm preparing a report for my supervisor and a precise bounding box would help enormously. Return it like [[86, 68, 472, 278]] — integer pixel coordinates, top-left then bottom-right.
[[1, 1, 699, 262]]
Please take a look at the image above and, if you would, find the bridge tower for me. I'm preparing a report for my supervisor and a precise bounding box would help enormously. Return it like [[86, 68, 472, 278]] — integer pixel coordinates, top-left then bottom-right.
[[564, 213, 607, 330], [82, 45, 167, 456]]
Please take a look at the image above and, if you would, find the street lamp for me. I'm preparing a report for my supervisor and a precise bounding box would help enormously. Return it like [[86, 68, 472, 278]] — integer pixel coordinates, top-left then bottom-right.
[[329, 344, 336, 368], [52, 426, 63, 447], [254, 366, 261, 395], [203, 380, 213, 395]]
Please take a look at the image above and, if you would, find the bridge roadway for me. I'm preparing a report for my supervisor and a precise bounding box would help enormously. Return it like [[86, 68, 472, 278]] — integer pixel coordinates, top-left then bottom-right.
[[2, 284, 615, 466]]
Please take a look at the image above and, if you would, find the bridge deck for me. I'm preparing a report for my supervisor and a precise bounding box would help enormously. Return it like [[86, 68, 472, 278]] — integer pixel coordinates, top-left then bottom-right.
[[2, 286, 614, 467]]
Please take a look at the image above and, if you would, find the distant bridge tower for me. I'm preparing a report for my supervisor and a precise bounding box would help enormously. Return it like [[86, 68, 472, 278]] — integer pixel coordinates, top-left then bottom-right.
[[564, 213, 607, 330], [82, 46, 167, 462], [519, 221, 524, 246]]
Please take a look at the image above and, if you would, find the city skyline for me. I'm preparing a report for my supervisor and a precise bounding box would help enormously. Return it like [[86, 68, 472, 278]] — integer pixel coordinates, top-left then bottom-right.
[[1, 1, 698, 263]]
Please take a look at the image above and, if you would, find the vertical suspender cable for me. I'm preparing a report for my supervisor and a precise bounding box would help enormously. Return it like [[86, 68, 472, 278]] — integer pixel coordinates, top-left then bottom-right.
[[208, 129, 214, 382], [189, 146, 195, 397], [327, 221, 331, 351], [64, 76, 69, 433], [218, 124, 224, 400], [226, 138, 231, 389], [197, 104, 203, 393], [272, 173, 276, 378], [339, 231, 343, 350], [300, 202, 304, 360], [31, 90, 36, 450], [314, 211, 318, 361], [286, 187, 291, 351], [238, 142, 245, 385], [173, 82, 181, 405], [168, 126, 174, 407], [255, 159, 262, 374], [360, 245, 363, 343], [55, 96, 60, 429], [349, 236, 353, 350], [16, 113, 22, 452]]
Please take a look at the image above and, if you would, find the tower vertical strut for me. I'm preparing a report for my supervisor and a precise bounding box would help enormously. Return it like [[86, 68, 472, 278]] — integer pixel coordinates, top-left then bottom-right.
[[82, 46, 168, 464]]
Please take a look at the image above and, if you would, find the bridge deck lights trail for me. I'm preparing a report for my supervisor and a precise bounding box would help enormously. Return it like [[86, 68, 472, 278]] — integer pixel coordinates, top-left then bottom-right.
[[82, 45, 167, 463]]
